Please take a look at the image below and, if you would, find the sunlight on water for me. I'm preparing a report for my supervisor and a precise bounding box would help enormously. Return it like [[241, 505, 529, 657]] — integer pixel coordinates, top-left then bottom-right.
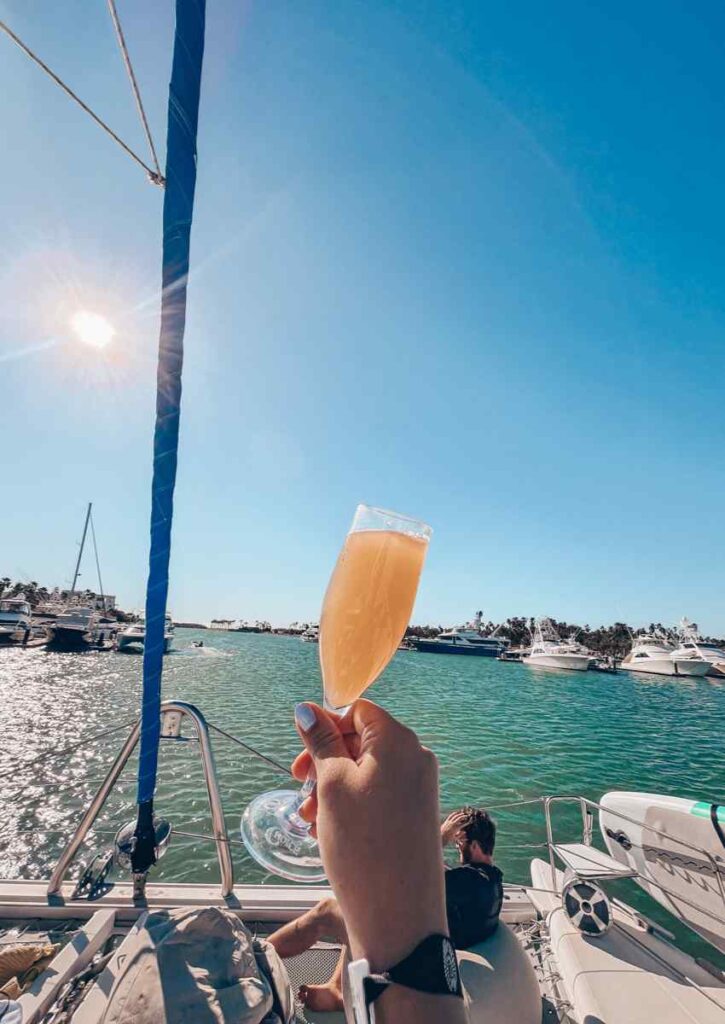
[[1, 630, 723, 899]]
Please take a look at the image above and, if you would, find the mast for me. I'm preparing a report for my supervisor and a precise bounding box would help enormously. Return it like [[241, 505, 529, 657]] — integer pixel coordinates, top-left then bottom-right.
[[70, 502, 92, 594], [131, 0, 206, 890]]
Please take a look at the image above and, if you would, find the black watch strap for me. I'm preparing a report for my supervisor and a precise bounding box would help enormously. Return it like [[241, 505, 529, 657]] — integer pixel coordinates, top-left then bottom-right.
[[362, 934, 462, 1006]]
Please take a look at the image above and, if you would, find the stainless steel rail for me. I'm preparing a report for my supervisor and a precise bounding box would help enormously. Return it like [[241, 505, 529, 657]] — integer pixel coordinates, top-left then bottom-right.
[[47, 700, 234, 898], [542, 794, 725, 928]]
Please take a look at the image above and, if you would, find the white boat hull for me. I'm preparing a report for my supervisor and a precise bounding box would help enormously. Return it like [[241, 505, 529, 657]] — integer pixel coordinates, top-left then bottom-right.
[[623, 657, 709, 676], [600, 791, 725, 954], [522, 654, 591, 672]]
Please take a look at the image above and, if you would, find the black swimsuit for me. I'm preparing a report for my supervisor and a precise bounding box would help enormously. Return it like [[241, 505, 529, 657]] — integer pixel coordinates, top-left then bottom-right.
[[445, 862, 504, 949]]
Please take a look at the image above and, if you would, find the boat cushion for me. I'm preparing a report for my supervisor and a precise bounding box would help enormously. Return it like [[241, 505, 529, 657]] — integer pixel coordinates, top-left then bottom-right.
[[550, 904, 725, 1022], [458, 923, 541, 1024]]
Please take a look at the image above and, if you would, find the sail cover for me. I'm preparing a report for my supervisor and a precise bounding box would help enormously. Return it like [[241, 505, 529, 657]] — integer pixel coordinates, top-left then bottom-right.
[[134, 0, 206, 865]]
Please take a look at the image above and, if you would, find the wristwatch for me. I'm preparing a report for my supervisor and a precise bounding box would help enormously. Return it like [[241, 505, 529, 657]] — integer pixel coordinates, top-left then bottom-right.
[[347, 934, 462, 1024]]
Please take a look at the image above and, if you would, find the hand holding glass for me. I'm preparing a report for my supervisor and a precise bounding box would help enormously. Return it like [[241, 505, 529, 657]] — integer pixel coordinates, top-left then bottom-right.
[[240, 505, 432, 882]]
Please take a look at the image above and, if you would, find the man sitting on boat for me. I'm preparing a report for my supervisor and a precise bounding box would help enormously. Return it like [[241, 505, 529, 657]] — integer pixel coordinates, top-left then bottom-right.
[[268, 803, 503, 1011]]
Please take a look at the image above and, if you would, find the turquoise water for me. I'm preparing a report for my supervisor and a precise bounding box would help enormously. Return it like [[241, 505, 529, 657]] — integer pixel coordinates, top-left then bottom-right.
[[1, 629, 723, 943]]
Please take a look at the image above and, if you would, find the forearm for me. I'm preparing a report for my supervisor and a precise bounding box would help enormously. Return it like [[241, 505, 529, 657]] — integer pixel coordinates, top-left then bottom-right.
[[376, 987, 469, 1024]]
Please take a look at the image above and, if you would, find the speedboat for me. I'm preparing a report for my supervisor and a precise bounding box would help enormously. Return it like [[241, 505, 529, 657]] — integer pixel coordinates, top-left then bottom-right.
[[674, 619, 725, 677], [0, 593, 32, 643], [522, 618, 592, 671], [117, 615, 175, 653], [622, 632, 710, 677]]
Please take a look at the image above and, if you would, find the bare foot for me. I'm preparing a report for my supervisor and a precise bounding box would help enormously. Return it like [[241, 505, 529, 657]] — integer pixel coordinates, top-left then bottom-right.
[[299, 982, 344, 1012]]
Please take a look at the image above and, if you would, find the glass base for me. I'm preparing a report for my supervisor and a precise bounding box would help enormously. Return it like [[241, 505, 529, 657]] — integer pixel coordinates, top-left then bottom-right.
[[240, 788, 327, 883]]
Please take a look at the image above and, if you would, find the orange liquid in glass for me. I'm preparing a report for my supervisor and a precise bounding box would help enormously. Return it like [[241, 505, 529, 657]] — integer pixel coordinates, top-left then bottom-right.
[[320, 529, 428, 709]]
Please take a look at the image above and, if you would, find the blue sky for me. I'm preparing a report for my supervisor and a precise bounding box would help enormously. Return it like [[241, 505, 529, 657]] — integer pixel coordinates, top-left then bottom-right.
[[1, 0, 723, 632]]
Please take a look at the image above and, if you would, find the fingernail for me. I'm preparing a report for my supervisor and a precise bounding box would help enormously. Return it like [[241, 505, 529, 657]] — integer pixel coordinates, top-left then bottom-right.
[[295, 702, 317, 732]]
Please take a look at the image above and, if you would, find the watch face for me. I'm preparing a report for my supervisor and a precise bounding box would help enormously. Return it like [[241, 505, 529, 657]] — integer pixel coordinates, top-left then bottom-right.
[[442, 937, 459, 993]]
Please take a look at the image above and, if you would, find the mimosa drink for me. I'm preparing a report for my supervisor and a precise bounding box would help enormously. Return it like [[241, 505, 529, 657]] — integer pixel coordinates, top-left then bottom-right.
[[320, 528, 428, 710], [241, 504, 431, 883]]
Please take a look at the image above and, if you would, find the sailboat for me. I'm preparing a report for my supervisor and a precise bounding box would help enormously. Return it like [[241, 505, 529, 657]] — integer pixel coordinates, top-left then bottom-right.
[[46, 503, 116, 651], [2, 6, 725, 1024]]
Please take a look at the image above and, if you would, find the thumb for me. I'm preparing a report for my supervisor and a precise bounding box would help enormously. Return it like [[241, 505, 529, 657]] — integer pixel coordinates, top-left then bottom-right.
[[294, 702, 350, 764]]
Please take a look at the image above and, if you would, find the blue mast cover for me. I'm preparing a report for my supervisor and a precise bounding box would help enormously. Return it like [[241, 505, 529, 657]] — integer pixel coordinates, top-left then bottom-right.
[[137, 0, 206, 807]]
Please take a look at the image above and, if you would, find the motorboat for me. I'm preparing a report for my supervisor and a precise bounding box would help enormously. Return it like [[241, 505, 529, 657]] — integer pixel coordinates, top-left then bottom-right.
[[117, 615, 175, 653], [673, 619, 725, 678], [410, 612, 510, 657], [300, 624, 320, 643], [46, 607, 116, 650], [522, 618, 592, 671], [622, 632, 710, 677], [0, 593, 32, 643]]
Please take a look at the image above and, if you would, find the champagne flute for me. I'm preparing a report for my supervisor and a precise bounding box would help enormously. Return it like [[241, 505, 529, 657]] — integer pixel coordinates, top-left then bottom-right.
[[240, 504, 431, 882]]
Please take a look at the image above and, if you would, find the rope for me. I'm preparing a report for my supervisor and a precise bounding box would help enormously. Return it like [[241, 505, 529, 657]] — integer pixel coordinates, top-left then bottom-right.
[[106, 0, 164, 183], [209, 722, 293, 777], [0, 18, 163, 185]]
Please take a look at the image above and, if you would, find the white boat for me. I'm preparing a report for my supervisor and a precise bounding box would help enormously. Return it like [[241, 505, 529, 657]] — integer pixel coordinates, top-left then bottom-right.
[[117, 615, 174, 653], [674, 619, 725, 678], [0, 593, 32, 642], [47, 606, 103, 649], [622, 632, 710, 677], [300, 624, 320, 643], [522, 618, 592, 671]]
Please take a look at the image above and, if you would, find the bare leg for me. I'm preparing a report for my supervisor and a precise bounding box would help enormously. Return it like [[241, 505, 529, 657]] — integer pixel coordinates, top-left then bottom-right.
[[268, 897, 346, 959], [299, 947, 346, 1012]]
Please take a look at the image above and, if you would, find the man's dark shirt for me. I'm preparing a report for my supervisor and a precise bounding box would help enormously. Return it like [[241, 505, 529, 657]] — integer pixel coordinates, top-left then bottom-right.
[[445, 862, 504, 949]]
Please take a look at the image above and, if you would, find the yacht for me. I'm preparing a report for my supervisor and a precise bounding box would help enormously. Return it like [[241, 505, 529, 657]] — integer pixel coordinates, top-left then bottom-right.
[[46, 607, 116, 650], [0, 593, 32, 643], [410, 612, 510, 657], [117, 615, 175, 653], [522, 618, 592, 671], [622, 632, 710, 677], [673, 619, 725, 677], [300, 624, 319, 643], [410, 628, 508, 656]]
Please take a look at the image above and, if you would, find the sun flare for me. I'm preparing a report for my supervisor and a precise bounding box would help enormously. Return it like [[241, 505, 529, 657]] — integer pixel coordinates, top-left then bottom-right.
[[70, 310, 115, 349]]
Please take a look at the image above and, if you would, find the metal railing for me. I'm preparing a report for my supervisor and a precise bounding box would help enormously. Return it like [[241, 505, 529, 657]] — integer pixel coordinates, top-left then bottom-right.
[[47, 700, 234, 898]]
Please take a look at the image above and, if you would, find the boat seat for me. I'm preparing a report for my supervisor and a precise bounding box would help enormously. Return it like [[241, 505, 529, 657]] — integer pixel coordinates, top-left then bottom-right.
[[300, 926, 541, 1024], [549, 903, 725, 1022], [459, 923, 541, 1024], [552, 842, 638, 879]]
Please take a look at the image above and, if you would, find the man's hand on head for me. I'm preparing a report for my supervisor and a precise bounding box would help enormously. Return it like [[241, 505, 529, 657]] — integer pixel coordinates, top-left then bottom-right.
[[440, 810, 467, 846]]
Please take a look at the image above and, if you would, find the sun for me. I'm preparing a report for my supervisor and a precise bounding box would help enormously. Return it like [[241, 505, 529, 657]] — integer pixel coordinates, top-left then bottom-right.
[[70, 310, 115, 349]]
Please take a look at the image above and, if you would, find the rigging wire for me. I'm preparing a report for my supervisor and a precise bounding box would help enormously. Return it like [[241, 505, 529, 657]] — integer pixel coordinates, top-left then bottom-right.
[[0, 719, 137, 785], [106, 0, 164, 184], [209, 722, 293, 777], [0, 18, 163, 185], [88, 508, 106, 613]]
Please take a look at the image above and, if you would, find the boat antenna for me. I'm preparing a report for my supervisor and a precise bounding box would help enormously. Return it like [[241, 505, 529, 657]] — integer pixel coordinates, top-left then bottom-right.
[[89, 507, 106, 613], [131, 0, 206, 893], [70, 502, 92, 595]]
